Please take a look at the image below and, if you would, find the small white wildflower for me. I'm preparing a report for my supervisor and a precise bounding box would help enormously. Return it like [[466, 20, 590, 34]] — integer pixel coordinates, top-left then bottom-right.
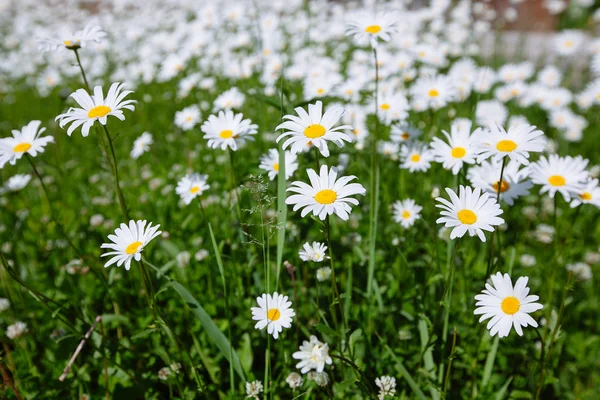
[[316, 267, 332, 282], [176, 251, 191, 268], [519, 254, 536, 267], [158, 367, 172, 380], [90, 214, 104, 227], [6, 322, 27, 339], [566, 262, 592, 281], [0, 298, 10, 312], [195, 249, 209, 261], [245, 380, 263, 399], [375, 375, 397, 399], [286, 372, 304, 390]]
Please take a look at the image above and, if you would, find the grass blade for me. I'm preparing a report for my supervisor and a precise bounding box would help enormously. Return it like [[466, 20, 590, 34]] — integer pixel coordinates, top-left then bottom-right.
[[166, 280, 246, 381], [481, 335, 500, 389]]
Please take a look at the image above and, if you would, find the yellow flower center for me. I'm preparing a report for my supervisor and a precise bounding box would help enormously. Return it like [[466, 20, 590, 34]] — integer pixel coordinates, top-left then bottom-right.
[[314, 189, 337, 204], [451, 147, 466, 158], [317, 88, 325, 94], [501, 296, 520, 315], [273, 163, 279, 171], [64, 40, 72, 46], [380, 103, 390, 110], [548, 175, 565, 186], [457, 209, 477, 225], [190, 186, 200, 194], [410, 154, 421, 162], [428, 89, 439, 97], [304, 124, 326, 139], [220, 129, 234, 139], [579, 192, 592, 201], [267, 308, 281, 321], [496, 140, 517, 152], [365, 25, 381, 34], [493, 180, 510, 193], [125, 241, 143, 255], [402, 210, 411, 219], [564, 40, 573, 48], [88, 105, 112, 119], [401, 132, 410, 140], [185, 116, 192, 122], [13, 143, 31, 153]]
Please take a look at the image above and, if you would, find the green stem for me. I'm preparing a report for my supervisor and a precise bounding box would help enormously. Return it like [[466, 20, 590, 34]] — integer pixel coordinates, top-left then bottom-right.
[[366, 46, 380, 330], [101, 125, 130, 221], [325, 216, 348, 352], [486, 156, 507, 276], [73, 49, 90, 91]]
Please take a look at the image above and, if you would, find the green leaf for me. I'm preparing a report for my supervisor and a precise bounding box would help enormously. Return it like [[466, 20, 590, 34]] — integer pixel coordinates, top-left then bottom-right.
[[166, 280, 246, 381], [314, 323, 338, 338], [494, 376, 513, 400], [482, 335, 500, 389]]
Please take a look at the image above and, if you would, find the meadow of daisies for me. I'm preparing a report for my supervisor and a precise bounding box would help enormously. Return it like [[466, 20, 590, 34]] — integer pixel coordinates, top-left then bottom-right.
[[1, 0, 600, 399]]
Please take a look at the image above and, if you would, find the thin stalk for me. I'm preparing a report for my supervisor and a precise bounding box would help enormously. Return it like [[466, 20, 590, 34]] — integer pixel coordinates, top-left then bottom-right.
[[73, 49, 90, 90], [442, 327, 458, 399], [325, 216, 348, 351], [366, 46, 380, 330], [486, 156, 507, 276], [101, 125, 130, 220]]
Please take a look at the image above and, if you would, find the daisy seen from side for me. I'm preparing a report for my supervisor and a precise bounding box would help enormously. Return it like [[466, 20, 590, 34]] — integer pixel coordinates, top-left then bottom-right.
[[0, 120, 54, 168]]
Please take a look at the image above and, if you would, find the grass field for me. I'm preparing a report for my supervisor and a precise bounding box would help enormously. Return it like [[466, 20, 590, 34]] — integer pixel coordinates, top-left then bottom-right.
[[1, 1, 599, 399]]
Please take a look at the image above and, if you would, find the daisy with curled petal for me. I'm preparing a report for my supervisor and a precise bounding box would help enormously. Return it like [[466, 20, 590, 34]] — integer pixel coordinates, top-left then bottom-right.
[[474, 272, 543, 338], [37, 23, 106, 52], [259, 148, 298, 181], [430, 120, 479, 175], [570, 178, 600, 208], [276, 101, 352, 157], [100, 220, 162, 270], [468, 159, 533, 206], [391, 199, 422, 228], [251, 292, 295, 339], [528, 154, 589, 201], [286, 165, 366, 221], [475, 123, 545, 166], [56, 82, 136, 137], [175, 173, 210, 205], [299, 242, 328, 262], [400, 141, 434, 173], [292, 335, 333, 374], [345, 13, 397, 48], [0, 121, 54, 168], [201, 110, 257, 151], [435, 185, 504, 242]]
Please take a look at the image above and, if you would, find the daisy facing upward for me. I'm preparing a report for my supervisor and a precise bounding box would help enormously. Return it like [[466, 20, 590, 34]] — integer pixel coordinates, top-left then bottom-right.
[[435, 185, 504, 242], [0, 120, 54, 168], [56, 82, 136, 137], [100, 220, 162, 271], [201, 110, 257, 151], [286, 165, 366, 221], [251, 292, 295, 339], [276, 101, 352, 158]]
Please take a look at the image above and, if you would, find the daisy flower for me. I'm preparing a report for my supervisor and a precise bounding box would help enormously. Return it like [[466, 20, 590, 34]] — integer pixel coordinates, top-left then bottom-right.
[[175, 173, 210, 205], [345, 13, 397, 47], [1, 174, 31, 194], [410, 75, 457, 109], [390, 122, 422, 143], [56, 82, 136, 137], [130, 132, 153, 159], [100, 220, 162, 270], [468, 160, 533, 206], [37, 23, 106, 52], [376, 91, 409, 125], [251, 292, 295, 339], [553, 30, 584, 57], [175, 105, 201, 131], [201, 110, 257, 151], [286, 165, 366, 221], [391, 199, 422, 228], [570, 179, 600, 208], [213, 87, 245, 111], [259, 149, 298, 181], [475, 123, 545, 166], [276, 101, 352, 157], [6, 321, 28, 339], [292, 335, 332, 373], [474, 272, 543, 338], [400, 141, 434, 173], [528, 155, 589, 201], [245, 381, 263, 399], [430, 120, 478, 175], [299, 242, 328, 262], [0, 121, 54, 168], [435, 186, 504, 242]]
